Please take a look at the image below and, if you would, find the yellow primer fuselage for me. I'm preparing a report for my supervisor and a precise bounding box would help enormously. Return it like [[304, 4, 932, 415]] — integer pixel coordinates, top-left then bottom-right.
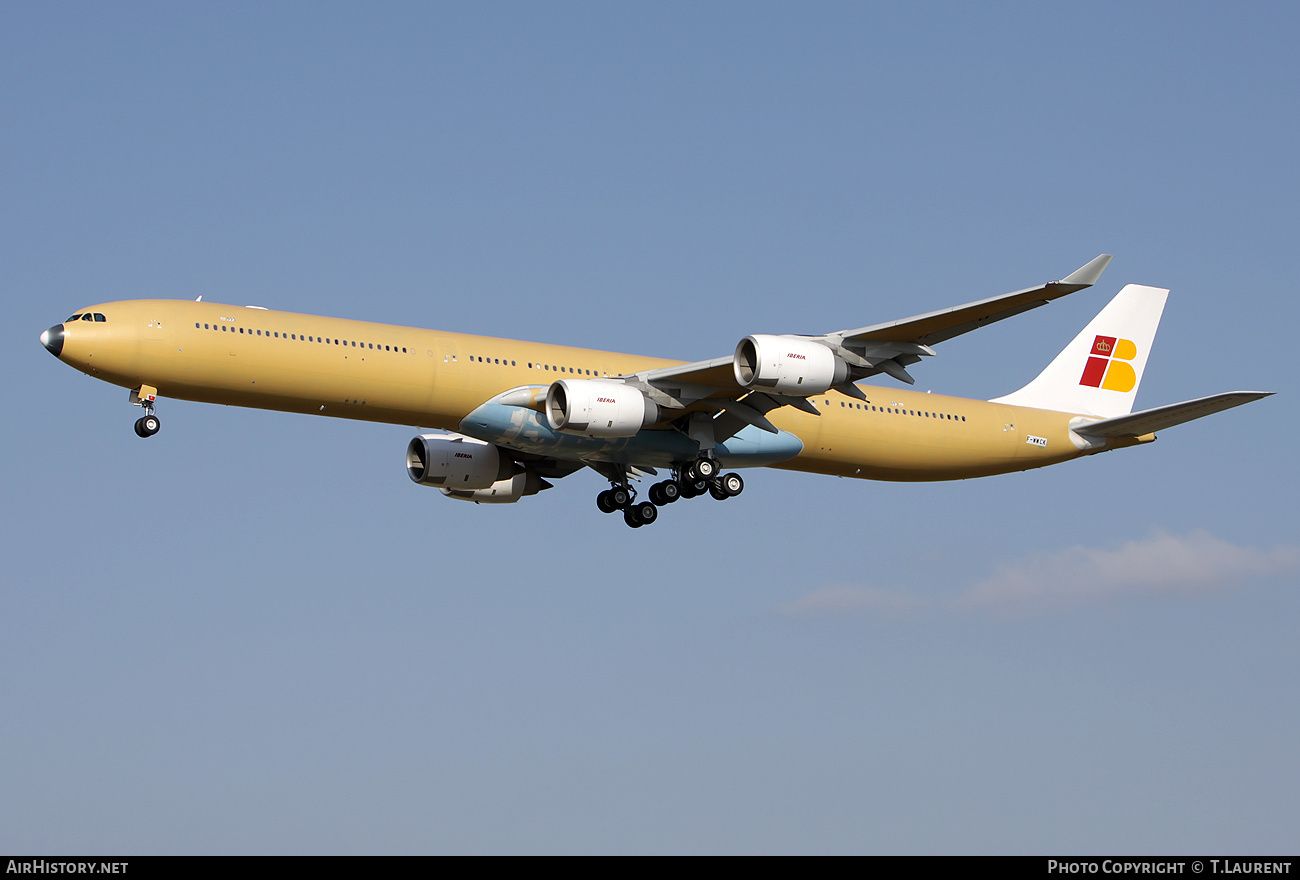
[[51, 299, 1146, 481]]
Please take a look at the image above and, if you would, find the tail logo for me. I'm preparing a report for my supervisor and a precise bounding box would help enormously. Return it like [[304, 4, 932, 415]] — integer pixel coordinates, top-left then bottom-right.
[[1079, 335, 1137, 392]]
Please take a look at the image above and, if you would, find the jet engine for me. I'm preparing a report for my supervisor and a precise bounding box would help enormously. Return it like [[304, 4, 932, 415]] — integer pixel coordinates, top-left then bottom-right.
[[441, 470, 546, 504], [733, 335, 850, 396], [545, 379, 659, 438], [406, 434, 513, 489]]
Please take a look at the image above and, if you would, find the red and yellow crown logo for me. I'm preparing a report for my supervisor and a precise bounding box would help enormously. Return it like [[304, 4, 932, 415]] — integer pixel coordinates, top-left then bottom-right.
[[1080, 335, 1137, 392]]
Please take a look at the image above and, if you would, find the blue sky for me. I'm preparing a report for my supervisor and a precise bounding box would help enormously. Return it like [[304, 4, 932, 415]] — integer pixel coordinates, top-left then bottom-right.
[[2, 2, 1296, 853]]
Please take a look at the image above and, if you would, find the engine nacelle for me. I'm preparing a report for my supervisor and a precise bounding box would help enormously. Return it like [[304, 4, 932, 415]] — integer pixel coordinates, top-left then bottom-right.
[[545, 379, 659, 437], [733, 335, 849, 396], [441, 470, 544, 504], [406, 434, 513, 489]]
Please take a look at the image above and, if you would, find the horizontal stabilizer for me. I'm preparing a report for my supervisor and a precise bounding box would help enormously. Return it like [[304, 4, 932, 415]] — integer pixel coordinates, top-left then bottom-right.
[[1072, 391, 1273, 438]]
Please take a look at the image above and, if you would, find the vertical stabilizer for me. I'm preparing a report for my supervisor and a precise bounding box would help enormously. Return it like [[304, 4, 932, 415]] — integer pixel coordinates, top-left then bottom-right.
[[990, 284, 1169, 418]]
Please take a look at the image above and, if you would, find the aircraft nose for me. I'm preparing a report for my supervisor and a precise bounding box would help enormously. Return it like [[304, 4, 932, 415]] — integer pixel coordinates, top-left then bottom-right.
[[40, 324, 65, 358]]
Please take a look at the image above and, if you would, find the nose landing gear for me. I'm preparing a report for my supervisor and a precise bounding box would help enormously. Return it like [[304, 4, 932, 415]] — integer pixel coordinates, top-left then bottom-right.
[[130, 385, 160, 437]]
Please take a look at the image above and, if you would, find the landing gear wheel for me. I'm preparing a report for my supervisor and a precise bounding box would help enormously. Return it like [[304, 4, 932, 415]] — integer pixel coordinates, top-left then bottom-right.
[[719, 472, 744, 497], [691, 458, 718, 481], [610, 486, 632, 509], [134, 415, 160, 438], [597, 490, 619, 513], [709, 483, 729, 501], [623, 501, 657, 528], [649, 480, 681, 505], [679, 478, 709, 499]]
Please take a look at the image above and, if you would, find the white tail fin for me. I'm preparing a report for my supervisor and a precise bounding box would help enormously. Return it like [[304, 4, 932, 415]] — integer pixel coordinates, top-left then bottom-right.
[[990, 284, 1169, 418]]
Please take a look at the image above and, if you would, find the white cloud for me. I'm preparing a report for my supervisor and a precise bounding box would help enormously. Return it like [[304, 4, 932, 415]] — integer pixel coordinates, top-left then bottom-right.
[[781, 530, 1300, 617], [957, 529, 1300, 613]]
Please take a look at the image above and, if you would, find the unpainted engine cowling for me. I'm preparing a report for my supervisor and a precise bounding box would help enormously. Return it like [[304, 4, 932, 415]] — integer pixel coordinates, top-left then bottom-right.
[[733, 335, 849, 395], [545, 379, 659, 437], [441, 470, 545, 504], [406, 434, 513, 489]]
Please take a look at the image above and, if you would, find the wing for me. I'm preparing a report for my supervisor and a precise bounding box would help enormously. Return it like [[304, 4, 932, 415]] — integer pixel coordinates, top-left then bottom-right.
[[827, 253, 1113, 346], [619, 255, 1113, 437]]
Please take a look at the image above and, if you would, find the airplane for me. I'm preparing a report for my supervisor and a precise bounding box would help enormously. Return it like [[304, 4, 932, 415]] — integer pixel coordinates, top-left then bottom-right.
[[38, 255, 1271, 527]]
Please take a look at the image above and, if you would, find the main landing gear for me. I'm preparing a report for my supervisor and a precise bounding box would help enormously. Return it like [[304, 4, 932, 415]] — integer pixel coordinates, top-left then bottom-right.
[[596, 484, 657, 528], [130, 385, 160, 437], [595, 457, 745, 528]]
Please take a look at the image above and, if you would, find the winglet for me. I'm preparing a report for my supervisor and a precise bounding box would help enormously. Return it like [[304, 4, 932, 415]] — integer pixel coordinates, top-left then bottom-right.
[[1059, 254, 1113, 287]]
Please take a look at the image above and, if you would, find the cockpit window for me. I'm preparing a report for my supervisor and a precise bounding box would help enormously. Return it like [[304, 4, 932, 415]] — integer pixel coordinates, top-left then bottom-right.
[[93, 313, 106, 322], [67, 314, 82, 322], [81, 314, 94, 321]]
